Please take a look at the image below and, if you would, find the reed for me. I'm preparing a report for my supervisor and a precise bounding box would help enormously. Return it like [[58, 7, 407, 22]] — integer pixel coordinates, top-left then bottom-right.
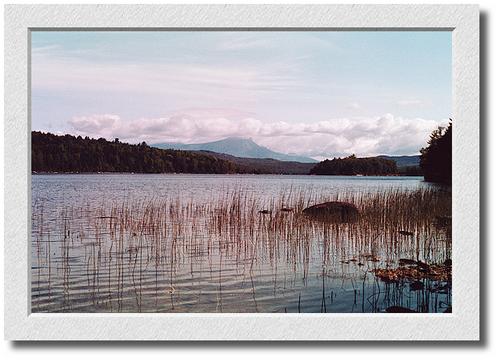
[[31, 185, 451, 313]]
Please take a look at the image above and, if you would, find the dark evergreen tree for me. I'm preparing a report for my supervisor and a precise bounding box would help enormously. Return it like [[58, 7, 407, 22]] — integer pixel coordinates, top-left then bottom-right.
[[420, 122, 452, 184]]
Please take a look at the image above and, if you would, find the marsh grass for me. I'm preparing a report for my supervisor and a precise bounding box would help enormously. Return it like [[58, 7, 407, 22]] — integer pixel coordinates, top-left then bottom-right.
[[31, 186, 451, 313]]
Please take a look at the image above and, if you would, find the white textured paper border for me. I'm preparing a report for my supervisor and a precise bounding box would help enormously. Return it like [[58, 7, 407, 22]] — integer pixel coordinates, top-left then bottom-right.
[[4, 4, 479, 341]]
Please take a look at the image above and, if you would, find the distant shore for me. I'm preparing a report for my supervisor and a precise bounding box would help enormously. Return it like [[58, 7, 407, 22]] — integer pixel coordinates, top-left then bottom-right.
[[32, 131, 423, 177]]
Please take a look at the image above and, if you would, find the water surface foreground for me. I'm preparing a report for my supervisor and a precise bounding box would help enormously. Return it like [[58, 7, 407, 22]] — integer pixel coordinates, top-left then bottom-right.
[[31, 174, 452, 313]]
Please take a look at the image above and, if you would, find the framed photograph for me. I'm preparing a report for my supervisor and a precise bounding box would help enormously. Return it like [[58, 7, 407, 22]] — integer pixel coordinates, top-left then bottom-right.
[[4, 4, 479, 341]]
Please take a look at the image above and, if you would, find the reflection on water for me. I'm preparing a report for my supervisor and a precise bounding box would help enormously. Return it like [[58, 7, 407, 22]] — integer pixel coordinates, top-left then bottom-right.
[[31, 174, 451, 313]]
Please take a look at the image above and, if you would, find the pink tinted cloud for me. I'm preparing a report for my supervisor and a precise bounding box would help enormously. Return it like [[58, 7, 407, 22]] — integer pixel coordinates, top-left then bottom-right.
[[68, 110, 447, 158]]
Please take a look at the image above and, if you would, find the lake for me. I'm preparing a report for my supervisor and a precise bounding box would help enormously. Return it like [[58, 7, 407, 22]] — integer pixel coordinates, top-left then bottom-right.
[[31, 174, 452, 313]]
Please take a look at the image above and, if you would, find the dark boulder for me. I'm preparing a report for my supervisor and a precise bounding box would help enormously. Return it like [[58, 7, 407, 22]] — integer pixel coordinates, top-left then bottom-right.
[[302, 201, 359, 223], [399, 258, 418, 266], [410, 281, 425, 291]]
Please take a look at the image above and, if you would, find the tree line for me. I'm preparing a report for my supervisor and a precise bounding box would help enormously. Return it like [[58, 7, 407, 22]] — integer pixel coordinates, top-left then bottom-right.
[[32, 127, 450, 181], [309, 154, 398, 176], [32, 132, 241, 174]]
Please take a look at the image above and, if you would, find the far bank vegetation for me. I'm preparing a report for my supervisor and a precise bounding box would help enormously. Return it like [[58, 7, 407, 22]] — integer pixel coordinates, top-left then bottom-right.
[[309, 154, 398, 176]]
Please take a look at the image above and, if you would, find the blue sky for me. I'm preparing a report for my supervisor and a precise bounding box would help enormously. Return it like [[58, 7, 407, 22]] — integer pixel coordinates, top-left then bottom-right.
[[31, 31, 451, 158]]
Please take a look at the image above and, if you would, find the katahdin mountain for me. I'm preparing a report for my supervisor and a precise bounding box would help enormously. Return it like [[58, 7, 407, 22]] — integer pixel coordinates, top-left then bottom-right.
[[152, 137, 420, 168], [152, 137, 318, 163]]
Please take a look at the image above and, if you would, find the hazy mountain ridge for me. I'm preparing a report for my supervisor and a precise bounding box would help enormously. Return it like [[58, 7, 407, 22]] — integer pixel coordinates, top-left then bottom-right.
[[153, 137, 318, 163], [377, 155, 420, 168], [193, 150, 315, 175]]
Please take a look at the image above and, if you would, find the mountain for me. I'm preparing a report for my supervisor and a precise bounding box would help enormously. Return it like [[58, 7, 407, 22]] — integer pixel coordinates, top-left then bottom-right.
[[377, 155, 420, 168], [194, 150, 315, 175], [153, 137, 317, 163]]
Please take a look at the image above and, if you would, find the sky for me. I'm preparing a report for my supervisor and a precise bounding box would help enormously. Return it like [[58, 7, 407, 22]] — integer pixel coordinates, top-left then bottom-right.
[[31, 31, 451, 158]]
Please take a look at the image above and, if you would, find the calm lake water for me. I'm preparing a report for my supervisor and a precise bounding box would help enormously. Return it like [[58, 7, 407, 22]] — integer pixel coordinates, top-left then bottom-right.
[[31, 174, 451, 313]]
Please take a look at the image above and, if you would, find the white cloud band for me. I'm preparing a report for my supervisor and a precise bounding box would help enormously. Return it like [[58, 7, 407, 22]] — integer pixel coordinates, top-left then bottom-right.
[[67, 111, 448, 158]]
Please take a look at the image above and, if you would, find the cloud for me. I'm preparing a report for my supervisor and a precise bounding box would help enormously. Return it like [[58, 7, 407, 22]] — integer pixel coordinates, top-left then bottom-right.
[[347, 102, 361, 110], [397, 99, 423, 106], [32, 44, 61, 54], [32, 31, 452, 144], [69, 114, 120, 134], [215, 32, 338, 52], [31, 51, 301, 104], [68, 111, 447, 157]]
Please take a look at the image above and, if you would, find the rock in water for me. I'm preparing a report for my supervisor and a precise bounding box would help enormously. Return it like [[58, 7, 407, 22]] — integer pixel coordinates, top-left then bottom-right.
[[302, 201, 359, 223], [399, 258, 418, 266], [410, 281, 425, 291]]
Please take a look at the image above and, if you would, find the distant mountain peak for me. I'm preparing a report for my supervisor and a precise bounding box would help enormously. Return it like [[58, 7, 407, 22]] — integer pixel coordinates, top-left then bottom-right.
[[216, 136, 251, 142], [152, 137, 317, 163], [220, 136, 254, 143]]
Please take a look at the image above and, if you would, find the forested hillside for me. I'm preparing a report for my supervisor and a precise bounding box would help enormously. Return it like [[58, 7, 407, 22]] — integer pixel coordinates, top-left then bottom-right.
[[195, 150, 315, 175], [309, 155, 397, 176], [32, 132, 240, 174]]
